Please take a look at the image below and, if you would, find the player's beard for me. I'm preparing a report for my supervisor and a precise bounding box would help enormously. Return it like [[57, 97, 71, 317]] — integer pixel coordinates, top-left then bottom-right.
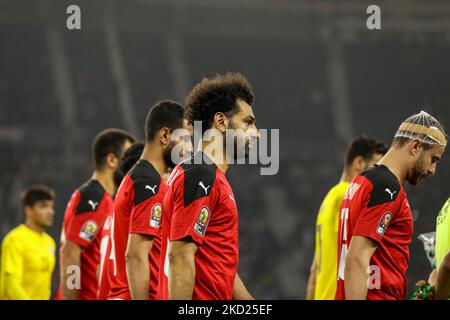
[[407, 153, 428, 185], [34, 211, 53, 229], [226, 122, 251, 161], [163, 141, 177, 169]]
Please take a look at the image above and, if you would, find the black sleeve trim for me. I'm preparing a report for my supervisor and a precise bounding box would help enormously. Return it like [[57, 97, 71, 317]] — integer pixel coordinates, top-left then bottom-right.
[[75, 180, 106, 215], [361, 165, 401, 208], [129, 160, 162, 206], [181, 162, 217, 207]]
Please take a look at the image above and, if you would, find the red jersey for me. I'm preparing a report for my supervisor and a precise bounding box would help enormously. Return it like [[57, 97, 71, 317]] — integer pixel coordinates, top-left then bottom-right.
[[56, 179, 113, 300], [336, 164, 413, 300], [97, 212, 113, 300], [107, 160, 164, 300], [159, 152, 239, 300]]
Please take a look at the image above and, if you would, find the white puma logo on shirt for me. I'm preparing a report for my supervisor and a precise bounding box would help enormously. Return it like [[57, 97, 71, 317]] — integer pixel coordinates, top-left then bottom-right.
[[145, 185, 157, 194], [88, 200, 98, 211], [198, 181, 211, 195], [385, 188, 397, 200]]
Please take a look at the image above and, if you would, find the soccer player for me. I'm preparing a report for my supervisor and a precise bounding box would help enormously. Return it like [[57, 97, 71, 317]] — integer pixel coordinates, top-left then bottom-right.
[[97, 141, 145, 300], [336, 111, 447, 300], [57, 129, 135, 300], [159, 73, 258, 300], [0, 185, 56, 300], [306, 135, 387, 300], [108, 100, 192, 300], [433, 197, 450, 299]]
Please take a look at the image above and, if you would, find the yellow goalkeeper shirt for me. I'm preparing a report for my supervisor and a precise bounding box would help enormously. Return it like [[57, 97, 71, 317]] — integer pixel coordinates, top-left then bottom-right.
[[436, 198, 450, 272], [314, 181, 350, 300], [0, 224, 56, 300]]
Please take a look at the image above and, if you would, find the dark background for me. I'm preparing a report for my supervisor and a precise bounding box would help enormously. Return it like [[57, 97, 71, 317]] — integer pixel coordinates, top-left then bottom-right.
[[1, 0, 449, 299]]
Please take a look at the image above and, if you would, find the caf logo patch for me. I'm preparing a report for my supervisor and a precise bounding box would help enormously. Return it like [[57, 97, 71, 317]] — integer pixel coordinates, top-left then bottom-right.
[[376, 212, 392, 236], [150, 203, 162, 228], [79, 220, 98, 242], [194, 206, 210, 237]]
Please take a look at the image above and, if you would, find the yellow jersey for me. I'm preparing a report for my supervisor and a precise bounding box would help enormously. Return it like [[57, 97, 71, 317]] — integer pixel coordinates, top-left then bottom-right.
[[314, 181, 350, 300], [436, 198, 450, 269], [0, 224, 56, 300]]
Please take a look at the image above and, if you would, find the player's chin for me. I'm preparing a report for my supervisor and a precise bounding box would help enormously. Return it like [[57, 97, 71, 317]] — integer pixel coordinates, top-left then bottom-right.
[[409, 176, 424, 185]]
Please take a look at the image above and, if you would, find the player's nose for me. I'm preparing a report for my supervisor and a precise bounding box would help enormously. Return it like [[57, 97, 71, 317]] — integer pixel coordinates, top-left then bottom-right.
[[185, 141, 194, 154], [251, 125, 260, 140], [427, 163, 436, 176]]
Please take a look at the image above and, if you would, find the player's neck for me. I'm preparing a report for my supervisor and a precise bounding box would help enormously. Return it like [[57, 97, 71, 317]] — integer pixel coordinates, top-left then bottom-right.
[[199, 142, 229, 173], [377, 148, 407, 184], [25, 220, 45, 234], [141, 143, 169, 178], [92, 170, 116, 195], [340, 167, 356, 183]]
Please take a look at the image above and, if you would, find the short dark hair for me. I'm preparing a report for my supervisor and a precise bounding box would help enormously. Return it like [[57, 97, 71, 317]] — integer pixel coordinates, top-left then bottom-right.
[[92, 128, 136, 169], [21, 185, 55, 208], [185, 73, 255, 133], [120, 141, 145, 174], [145, 100, 185, 142], [345, 135, 387, 167]]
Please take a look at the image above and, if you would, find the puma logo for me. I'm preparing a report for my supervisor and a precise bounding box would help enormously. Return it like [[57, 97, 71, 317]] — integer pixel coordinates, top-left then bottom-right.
[[145, 185, 157, 194], [88, 200, 98, 211], [385, 188, 397, 200], [198, 181, 211, 195]]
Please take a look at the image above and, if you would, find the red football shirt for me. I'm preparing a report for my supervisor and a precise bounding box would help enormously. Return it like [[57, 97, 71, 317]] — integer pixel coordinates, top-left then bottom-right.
[[336, 164, 413, 300], [97, 212, 113, 300], [56, 179, 113, 300], [159, 152, 239, 300], [107, 160, 164, 300]]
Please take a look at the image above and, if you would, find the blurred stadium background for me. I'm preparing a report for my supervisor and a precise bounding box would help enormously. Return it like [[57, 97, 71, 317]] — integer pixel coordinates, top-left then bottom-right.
[[1, 0, 450, 299]]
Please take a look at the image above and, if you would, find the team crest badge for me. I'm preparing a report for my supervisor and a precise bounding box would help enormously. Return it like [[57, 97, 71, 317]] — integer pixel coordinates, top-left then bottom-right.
[[194, 206, 211, 236], [79, 220, 98, 242], [376, 212, 392, 236], [150, 203, 162, 228]]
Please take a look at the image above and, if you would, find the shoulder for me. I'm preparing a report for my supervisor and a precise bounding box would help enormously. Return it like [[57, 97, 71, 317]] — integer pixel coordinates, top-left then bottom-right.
[[128, 160, 162, 205], [44, 233, 56, 247], [129, 160, 161, 184], [179, 155, 218, 207], [2, 225, 25, 247], [75, 180, 106, 215], [180, 161, 217, 185], [328, 182, 350, 200], [360, 165, 401, 208]]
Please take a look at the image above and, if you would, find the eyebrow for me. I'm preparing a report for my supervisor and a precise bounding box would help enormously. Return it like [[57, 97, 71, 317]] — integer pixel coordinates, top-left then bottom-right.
[[432, 155, 441, 162], [243, 115, 256, 123]]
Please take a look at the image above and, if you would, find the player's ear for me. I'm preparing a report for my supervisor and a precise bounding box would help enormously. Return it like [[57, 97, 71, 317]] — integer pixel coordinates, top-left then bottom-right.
[[159, 127, 171, 146], [352, 155, 365, 172], [410, 139, 422, 156], [24, 205, 33, 220], [213, 112, 228, 134], [105, 153, 119, 169]]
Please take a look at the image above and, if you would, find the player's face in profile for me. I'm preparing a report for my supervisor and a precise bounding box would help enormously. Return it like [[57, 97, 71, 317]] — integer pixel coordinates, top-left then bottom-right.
[[408, 144, 445, 185], [113, 140, 134, 187], [29, 200, 55, 228], [228, 99, 259, 160], [163, 120, 193, 168]]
